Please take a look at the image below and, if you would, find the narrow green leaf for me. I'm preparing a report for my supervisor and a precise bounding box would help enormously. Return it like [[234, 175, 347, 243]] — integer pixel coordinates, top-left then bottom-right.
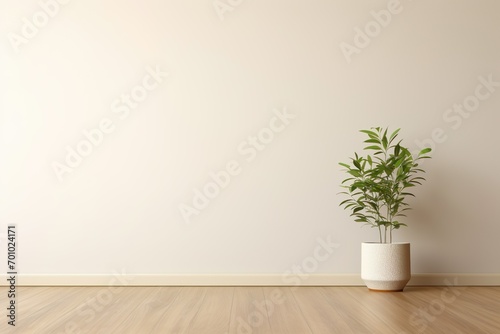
[[389, 128, 401, 143], [348, 170, 361, 177], [382, 135, 388, 150], [353, 160, 361, 170], [360, 130, 378, 138], [394, 156, 405, 168], [353, 207, 363, 213], [364, 138, 380, 144], [394, 143, 401, 156], [419, 148, 432, 155], [341, 177, 354, 184]]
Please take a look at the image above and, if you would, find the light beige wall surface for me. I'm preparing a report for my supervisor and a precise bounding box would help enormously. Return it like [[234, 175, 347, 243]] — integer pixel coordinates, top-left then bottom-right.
[[1, 0, 499, 276]]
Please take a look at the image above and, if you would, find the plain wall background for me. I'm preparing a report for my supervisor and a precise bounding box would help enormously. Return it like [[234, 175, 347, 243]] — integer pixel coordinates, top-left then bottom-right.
[[1, 0, 499, 276]]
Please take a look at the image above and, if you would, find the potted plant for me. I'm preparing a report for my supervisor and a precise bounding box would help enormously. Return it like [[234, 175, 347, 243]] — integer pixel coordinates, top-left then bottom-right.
[[339, 127, 431, 291]]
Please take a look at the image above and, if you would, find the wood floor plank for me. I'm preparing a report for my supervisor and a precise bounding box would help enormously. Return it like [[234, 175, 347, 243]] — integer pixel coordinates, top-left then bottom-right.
[[95, 287, 171, 334], [151, 287, 208, 333], [3, 286, 500, 333], [18, 287, 87, 333], [262, 287, 313, 334], [344, 286, 437, 333], [348, 286, 487, 334], [188, 287, 234, 334], [17, 287, 65, 317], [292, 287, 358, 333], [228, 287, 273, 334], [319, 287, 388, 334], [50, 285, 144, 334], [460, 286, 500, 313], [414, 287, 500, 333], [112, 287, 181, 333]]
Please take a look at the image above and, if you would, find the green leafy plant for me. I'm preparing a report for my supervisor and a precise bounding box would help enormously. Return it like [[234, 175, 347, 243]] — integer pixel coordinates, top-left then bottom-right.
[[339, 127, 431, 243]]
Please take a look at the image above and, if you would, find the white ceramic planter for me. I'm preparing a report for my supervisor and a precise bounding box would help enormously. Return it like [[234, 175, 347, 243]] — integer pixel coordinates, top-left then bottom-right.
[[361, 242, 411, 291]]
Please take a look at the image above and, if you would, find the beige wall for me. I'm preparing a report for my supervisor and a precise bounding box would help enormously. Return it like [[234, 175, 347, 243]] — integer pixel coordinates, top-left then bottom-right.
[[1, 0, 499, 277]]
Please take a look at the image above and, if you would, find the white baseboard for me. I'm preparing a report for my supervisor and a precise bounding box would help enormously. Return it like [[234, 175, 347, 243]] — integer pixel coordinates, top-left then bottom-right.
[[1, 273, 499, 286]]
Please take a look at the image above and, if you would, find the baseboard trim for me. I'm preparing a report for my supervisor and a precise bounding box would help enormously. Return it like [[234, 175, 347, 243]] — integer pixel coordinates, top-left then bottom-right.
[[1, 273, 498, 286]]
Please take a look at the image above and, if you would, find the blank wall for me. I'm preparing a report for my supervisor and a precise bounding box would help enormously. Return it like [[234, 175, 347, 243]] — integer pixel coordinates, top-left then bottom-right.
[[1, 0, 499, 278]]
